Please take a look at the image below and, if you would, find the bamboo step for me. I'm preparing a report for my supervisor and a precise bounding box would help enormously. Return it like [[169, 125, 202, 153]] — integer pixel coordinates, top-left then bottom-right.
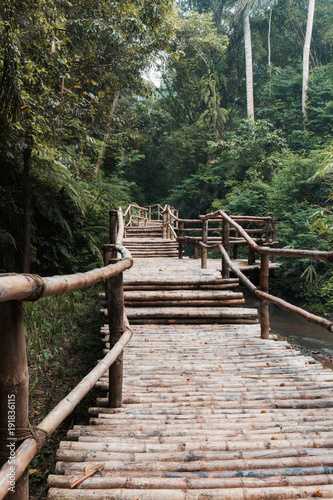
[[48, 299, 333, 498], [124, 291, 244, 300], [123, 237, 179, 258], [48, 485, 333, 499], [125, 307, 258, 319]]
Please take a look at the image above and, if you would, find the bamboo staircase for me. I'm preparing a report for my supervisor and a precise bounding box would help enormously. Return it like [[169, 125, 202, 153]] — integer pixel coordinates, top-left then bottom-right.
[[100, 277, 258, 325], [124, 221, 179, 258], [47, 226, 333, 499]]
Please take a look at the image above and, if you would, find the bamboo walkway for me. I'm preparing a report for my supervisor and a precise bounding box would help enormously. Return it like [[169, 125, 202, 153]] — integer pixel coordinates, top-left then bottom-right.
[[47, 225, 333, 499]]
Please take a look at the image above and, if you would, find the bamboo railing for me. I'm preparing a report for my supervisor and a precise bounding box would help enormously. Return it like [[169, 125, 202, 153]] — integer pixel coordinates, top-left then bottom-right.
[[158, 205, 332, 337], [198, 209, 333, 338], [160, 205, 277, 262], [0, 208, 133, 500], [124, 203, 166, 230]]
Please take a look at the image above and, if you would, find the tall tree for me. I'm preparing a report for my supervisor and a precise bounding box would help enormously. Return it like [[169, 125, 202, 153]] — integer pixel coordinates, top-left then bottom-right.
[[302, 0, 316, 121], [243, 4, 255, 119], [234, 0, 277, 120], [0, 0, 176, 273]]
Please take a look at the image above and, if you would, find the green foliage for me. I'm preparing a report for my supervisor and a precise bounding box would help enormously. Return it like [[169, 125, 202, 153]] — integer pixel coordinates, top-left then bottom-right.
[[122, 11, 229, 204], [0, 0, 176, 273], [24, 286, 102, 414]]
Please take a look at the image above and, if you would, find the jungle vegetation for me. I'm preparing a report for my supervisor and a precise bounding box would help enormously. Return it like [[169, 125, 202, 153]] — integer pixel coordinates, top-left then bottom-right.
[[0, 0, 332, 309]]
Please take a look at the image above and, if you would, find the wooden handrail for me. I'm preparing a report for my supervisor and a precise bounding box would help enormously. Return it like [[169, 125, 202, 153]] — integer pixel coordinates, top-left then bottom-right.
[[193, 208, 332, 336], [217, 243, 333, 334], [0, 246, 132, 303], [167, 223, 178, 240], [218, 210, 333, 262], [0, 208, 133, 499], [0, 316, 133, 500]]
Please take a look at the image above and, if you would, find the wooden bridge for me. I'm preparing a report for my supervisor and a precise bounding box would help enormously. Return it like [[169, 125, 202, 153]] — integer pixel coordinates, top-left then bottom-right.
[[1, 204, 333, 499]]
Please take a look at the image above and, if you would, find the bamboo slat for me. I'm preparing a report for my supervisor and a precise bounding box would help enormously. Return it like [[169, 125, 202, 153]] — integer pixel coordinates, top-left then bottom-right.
[[47, 237, 333, 500], [49, 319, 333, 499]]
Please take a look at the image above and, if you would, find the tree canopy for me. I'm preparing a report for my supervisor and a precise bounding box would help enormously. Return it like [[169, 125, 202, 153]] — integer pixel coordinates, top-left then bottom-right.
[[0, 0, 332, 308]]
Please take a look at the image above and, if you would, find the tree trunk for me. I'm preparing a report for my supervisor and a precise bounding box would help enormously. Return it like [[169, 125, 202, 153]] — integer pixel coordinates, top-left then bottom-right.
[[268, 7, 272, 95], [22, 141, 32, 273], [244, 9, 254, 120], [95, 91, 120, 175], [302, 0, 315, 121]]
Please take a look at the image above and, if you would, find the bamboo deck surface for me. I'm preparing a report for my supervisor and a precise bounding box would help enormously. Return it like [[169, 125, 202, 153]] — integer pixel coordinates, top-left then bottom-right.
[[48, 256, 333, 499], [123, 255, 280, 275]]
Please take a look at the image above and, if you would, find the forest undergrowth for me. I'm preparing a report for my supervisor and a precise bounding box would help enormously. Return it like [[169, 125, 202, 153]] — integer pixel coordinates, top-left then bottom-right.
[[24, 285, 103, 498]]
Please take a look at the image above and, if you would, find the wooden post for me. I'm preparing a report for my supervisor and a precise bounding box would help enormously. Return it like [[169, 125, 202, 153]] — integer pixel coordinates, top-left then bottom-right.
[[248, 246, 256, 265], [201, 220, 208, 269], [162, 210, 167, 239], [264, 220, 271, 244], [169, 212, 174, 240], [166, 206, 171, 240], [158, 205, 161, 221], [260, 253, 270, 339], [103, 244, 113, 341], [233, 232, 238, 260], [221, 218, 230, 279], [0, 301, 29, 499], [178, 221, 184, 259], [271, 219, 277, 263], [109, 210, 117, 252], [148, 205, 151, 221], [108, 263, 125, 408], [194, 242, 199, 260]]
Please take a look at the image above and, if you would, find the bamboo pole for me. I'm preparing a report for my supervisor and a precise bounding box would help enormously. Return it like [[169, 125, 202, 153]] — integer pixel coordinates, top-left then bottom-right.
[[109, 210, 118, 257], [248, 246, 256, 265], [125, 300, 245, 307], [162, 209, 167, 239], [123, 291, 243, 300], [0, 301, 29, 500], [201, 220, 208, 269], [0, 253, 132, 304], [193, 242, 198, 259], [0, 322, 133, 500], [257, 246, 333, 261], [108, 262, 125, 408], [271, 219, 277, 263], [260, 254, 270, 339], [167, 207, 171, 240], [218, 244, 259, 294], [115, 208, 125, 246], [221, 218, 230, 279], [103, 245, 112, 342], [178, 221, 184, 259]]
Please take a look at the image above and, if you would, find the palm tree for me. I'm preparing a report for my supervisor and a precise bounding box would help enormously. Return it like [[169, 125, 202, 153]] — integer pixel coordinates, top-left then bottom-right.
[[214, 0, 276, 121], [242, 3, 255, 119], [302, 0, 316, 121]]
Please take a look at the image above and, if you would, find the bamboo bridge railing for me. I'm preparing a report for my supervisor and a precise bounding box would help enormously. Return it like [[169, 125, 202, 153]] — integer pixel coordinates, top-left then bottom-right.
[[124, 203, 174, 229], [0, 209, 133, 500], [127, 203, 333, 338], [199, 209, 333, 338], [1, 202, 333, 499]]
